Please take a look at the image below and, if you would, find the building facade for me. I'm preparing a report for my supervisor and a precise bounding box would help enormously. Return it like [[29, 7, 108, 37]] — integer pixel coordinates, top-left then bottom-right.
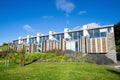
[[12, 25, 115, 54]]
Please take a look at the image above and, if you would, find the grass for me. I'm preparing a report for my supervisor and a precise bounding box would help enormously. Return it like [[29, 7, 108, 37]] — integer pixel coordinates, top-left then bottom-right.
[[0, 62, 120, 80]]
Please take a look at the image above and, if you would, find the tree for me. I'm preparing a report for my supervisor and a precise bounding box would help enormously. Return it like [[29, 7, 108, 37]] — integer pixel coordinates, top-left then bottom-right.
[[19, 45, 26, 66], [114, 22, 120, 52], [1, 42, 8, 51]]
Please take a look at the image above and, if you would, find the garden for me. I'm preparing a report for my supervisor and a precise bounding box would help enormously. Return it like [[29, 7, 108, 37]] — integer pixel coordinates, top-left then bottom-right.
[[0, 49, 120, 80]]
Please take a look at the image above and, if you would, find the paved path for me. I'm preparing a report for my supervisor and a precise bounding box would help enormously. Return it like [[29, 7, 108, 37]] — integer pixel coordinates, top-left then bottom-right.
[[106, 61, 120, 69]]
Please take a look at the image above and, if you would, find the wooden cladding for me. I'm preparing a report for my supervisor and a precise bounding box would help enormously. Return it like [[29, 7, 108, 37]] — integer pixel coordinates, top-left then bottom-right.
[[18, 36, 108, 53], [102, 38, 107, 52], [41, 37, 108, 53], [42, 40, 63, 52], [86, 38, 107, 53], [92, 39, 96, 53], [97, 39, 101, 53]]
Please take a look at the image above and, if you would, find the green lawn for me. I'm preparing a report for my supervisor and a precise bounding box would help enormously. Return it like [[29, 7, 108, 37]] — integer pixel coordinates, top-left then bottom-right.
[[0, 63, 120, 80]]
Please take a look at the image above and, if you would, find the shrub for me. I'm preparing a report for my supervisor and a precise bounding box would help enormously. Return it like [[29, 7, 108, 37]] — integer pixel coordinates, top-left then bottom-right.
[[60, 59, 66, 62], [65, 53, 85, 62], [46, 59, 52, 62], [40, 54, 46, 60], [0, 51, 9, 57], [25, 53, 42, 63], [5, 52, 19, 63], [67, 59, 72, 62], [46, 49, 64, 56]]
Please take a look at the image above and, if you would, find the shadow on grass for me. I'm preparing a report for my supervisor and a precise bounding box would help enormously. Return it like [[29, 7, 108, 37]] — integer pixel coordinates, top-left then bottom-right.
[[107, 69, 120, 77], [24, 60, 37, 66]]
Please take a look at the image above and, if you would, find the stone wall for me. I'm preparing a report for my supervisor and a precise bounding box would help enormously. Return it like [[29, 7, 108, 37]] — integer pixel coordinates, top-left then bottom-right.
[[106, 33, 117, 63]]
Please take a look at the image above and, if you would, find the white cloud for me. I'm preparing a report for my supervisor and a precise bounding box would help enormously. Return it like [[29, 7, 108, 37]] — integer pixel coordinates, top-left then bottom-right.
[[23, 24, 34, 32], [86, 22, 100, 28], [56, 0, 75, 16], [73, 23, 100, 30], [73, 26, 82, 30], [42, 16, 54, 19], [78, 10, 87, 15]]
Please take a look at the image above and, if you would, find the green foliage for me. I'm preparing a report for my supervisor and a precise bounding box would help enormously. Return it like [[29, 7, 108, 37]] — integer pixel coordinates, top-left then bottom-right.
[[24, 52, 67, 63], [67, 59, 73, 62], [19, 46, 26, 66], [65, 53, 86, 62], [116, 45, 120, 52], [0, 48, 19, 66], [114, 22, 120, 52], [25, 52, 42, 63], [46, 49, 64, 56], [1, 42, 8, 51]]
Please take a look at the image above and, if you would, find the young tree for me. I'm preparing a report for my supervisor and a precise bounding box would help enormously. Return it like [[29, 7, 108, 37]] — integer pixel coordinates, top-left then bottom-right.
[[19, 45, 26, 66]]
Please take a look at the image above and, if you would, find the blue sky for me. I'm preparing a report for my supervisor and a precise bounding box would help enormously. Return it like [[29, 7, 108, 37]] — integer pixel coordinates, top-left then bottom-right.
[[0, 0, 120, 45]]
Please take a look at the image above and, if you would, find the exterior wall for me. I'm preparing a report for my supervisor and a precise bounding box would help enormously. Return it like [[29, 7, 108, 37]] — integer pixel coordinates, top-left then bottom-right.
[[40, 35, 112, 54], [13, 25, 116, 62], [13, 26, 115, 53], [42, 39, 63, 52], [12, 25, 117, 63], [106, 33, 117, 63], [86, 37, 107, 53]]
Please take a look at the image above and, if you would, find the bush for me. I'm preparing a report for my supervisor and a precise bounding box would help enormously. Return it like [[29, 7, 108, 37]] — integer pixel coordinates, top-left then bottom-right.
[[5, 52, 19, 64], [25, 53, 42, 63], [67, 59, 72, 62], [65, 53, 85, 62], [46, 49, 64, 56], [0, 58, 5, 64]]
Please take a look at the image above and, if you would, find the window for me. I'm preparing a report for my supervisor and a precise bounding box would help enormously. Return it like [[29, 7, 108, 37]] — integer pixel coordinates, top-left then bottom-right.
[[88, 29, 94, 38], [39, 37, 44, 43], [45, 36, 49, 40], [94, 29, 100, 37], [77, 31, 83, 39], [100, 32, 106, 37], [61, 33, 64, 39], [88, 29, 100, 38], [56, 34, 60, 41], [108, 27, 112, 33], [73, 32, 77, 40]]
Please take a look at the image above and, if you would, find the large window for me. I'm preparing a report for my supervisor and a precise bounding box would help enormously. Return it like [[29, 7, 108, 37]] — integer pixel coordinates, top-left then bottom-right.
[[94, 29, 100, 37], [73, 32, 77, 40], [68, 31, 83, 40], [39, 37, 44, 43], [77, 31, 83, 39], [29, 37, 37, 44], [99, 28, 108, 37], [44, 35, 49, 40], [88, 28, 111, 38], [61, 33, 64, 39], [56, 34, 60, 41], [108, 27, 112, 33], [88, 29, 100, 38], [53, 34, 60, 41], [100, 32, 106, 37]]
